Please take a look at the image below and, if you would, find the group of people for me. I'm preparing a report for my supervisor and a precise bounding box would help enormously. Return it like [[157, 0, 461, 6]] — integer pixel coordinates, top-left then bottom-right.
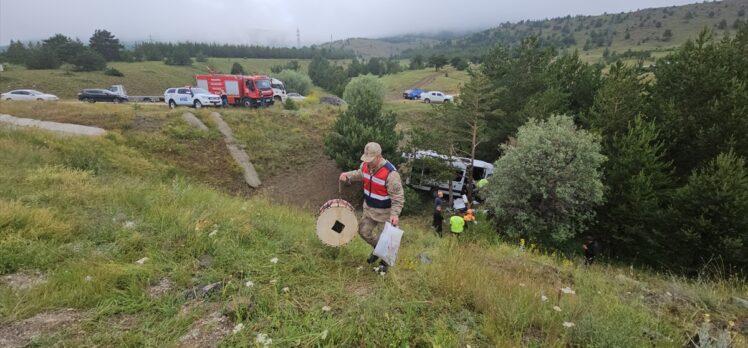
[[431, 191, 477, 237]]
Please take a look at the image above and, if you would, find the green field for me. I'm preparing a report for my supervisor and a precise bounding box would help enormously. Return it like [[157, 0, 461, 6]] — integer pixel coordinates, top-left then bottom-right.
[[0, 58, 311, 99]]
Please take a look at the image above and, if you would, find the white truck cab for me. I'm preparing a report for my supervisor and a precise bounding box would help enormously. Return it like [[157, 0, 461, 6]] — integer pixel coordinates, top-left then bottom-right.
[[271, 78, 287, 103], [108, 85, 128, 98]]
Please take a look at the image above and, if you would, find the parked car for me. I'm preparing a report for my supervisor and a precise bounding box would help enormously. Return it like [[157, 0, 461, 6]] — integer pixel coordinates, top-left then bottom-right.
[[164, 87, 222, 109], [1, 89, 59, 101], [403, 88, 424, 100], [287, 92, 306, 102], [78, 89, 128, 103], [421, 91, 453, 103]]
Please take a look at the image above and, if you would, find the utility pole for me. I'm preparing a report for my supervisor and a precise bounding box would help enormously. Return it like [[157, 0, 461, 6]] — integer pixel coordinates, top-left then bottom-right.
[[296, 28, 301, 48]]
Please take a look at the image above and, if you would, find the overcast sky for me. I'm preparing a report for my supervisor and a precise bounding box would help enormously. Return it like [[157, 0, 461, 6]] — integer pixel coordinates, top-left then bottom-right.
[[0, 0, 700, 46]]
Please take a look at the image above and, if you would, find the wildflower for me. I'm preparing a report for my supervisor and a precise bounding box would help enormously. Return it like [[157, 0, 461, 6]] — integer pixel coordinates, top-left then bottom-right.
[[124, 221, 135, 229], [322, 305, 331, 312], [553, 306, 562, 312], [320, 329, 329, 340], [135, 257, 149, 265], [256, 333, 272, 347], [728, 320, 735, 328], [560, 287, 575, 295], [245, 280, 254, 288], [84, 275, 93, 282], [282, 287, 290, 293], [232, 323, 244, 334], [563, 321, 575, 328], [209, 230, 218, 237], [269, 279, 277, 284], [270, 257, 279, 264], [541, 295, 549, 302], [356, 266, 363, 271], [703, 313, 710, 323]]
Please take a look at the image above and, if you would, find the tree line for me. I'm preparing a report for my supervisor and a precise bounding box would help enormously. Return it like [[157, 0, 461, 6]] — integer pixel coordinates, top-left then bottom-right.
[[1, 29, 354, 70]]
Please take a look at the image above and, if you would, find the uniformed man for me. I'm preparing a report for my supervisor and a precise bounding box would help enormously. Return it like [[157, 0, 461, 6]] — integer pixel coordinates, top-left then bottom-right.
[[339, 142, 405, 273]]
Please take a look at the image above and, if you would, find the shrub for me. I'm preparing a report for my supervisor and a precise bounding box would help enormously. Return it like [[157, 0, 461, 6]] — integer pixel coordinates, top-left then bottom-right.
[[104, 67, 124, 76], [275, 69, 312, 96], [70, 49, 107, 71], [283, 98, 298, 110], [483, 115, 606, 248], [230, 62, 245, 75]]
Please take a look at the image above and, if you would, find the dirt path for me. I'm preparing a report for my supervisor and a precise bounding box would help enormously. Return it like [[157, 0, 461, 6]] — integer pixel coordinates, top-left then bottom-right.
[[411, 72, 439, 90], [209, 112, 262, 188], [0, 114, 107, 136]]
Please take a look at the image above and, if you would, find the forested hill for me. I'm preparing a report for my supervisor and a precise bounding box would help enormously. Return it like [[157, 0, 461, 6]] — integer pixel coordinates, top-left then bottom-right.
[[400, 0, 748, 59]]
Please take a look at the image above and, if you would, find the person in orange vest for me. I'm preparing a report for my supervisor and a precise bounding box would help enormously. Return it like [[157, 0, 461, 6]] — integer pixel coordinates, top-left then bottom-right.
[[339, 142, 405, 274], [463, 208, 476, 230]]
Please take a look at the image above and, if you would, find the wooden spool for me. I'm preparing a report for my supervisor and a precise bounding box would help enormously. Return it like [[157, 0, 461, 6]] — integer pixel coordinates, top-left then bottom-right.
[[316, 199, 358, 246]]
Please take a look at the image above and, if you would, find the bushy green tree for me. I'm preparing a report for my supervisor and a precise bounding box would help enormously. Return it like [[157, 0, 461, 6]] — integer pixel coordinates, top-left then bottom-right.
[[88, 29, 122, 61], [669, 151, 748, 273], [275, 69, 312, 95], [25, 46, 60, 69], [325, 75, 401, 170], [41, 34, 86, 63], [427, 54, 448, 71], [165, 47, 192, 66], [386, 59, 403, 74], [649, 27, 748, 178], [230, 62, 245, 74], [483, 115, 606, 247], [409, 54, 424, 70], [69, 48, 107, 71], [585, 62, 646, 138], [596, 116, 674, 264], [347, 57, 364, 77], [4, 40, 28, 64], [195, 51, 207, 62], [308, 54, 349, 96]]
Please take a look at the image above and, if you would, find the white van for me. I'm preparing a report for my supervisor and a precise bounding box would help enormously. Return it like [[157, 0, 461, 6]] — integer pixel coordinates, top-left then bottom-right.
[[404, 150, 493, 196], [270, 78, 287, 103]]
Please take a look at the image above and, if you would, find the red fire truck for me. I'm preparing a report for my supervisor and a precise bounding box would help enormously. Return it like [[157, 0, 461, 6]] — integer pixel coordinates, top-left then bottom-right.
[[195, 74, 275, 107]]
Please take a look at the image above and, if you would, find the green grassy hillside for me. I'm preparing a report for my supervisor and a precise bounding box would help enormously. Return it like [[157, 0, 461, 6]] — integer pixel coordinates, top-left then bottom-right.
[[1, 101, 746, 347], [0, 58, 310, 99], [402, 0, 747, 63], [322, 37, 441, 59]]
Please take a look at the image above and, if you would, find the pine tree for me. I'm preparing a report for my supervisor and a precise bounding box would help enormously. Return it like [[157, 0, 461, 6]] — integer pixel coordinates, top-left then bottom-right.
[[89, 29, 123, 61]]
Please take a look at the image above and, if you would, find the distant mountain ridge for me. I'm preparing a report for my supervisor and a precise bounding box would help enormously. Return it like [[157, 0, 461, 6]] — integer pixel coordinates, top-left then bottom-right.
[[325, 0, 747, 59]]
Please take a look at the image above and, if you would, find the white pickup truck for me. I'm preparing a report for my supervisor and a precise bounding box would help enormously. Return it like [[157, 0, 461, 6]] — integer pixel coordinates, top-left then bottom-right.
[[421, 91, 453, 103], [164, 87, 222, 108]]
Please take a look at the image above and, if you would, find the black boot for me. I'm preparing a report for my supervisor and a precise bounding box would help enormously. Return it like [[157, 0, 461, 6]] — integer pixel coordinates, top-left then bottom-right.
[[376, 260, 389, 274], [367, 254, 379, 264]]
